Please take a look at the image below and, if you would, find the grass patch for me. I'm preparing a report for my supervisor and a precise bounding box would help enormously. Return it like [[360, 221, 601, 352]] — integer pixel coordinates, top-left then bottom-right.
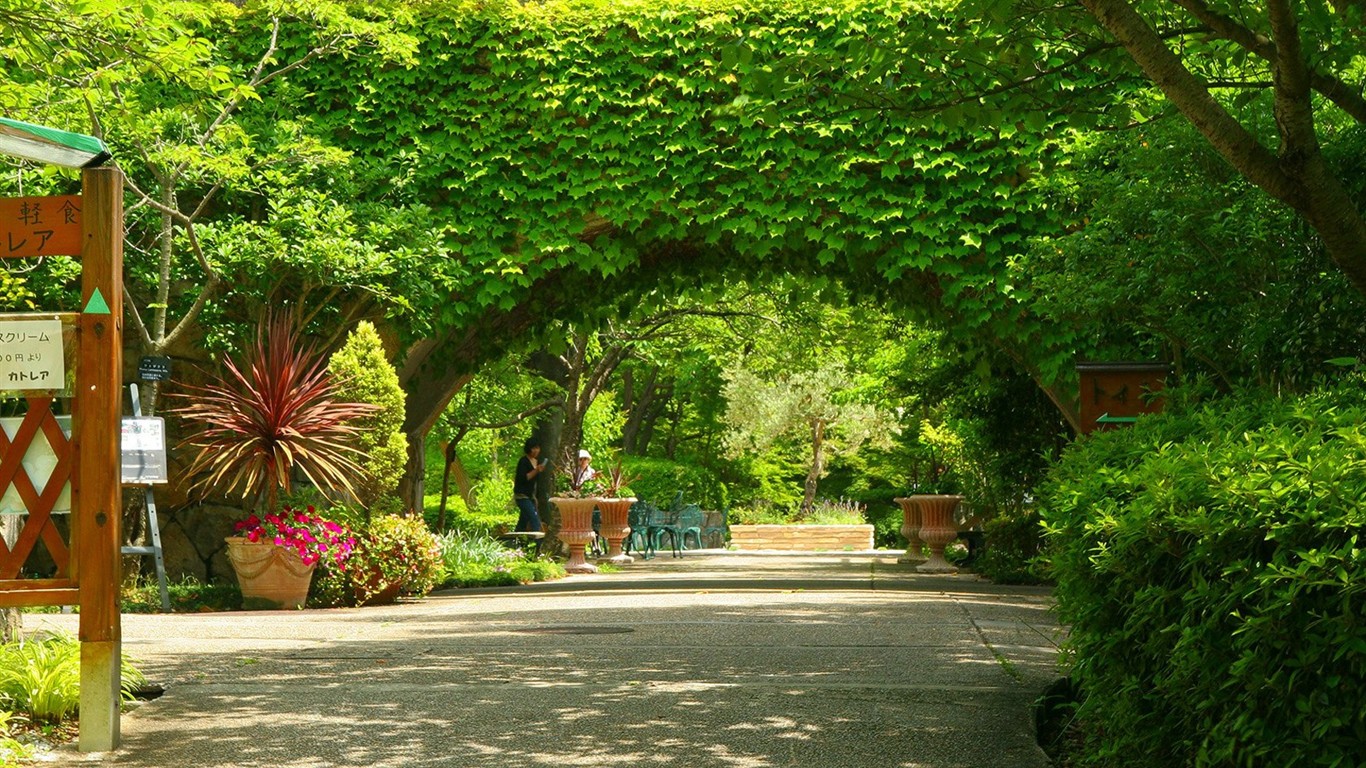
[[121, 578, 242, 613]]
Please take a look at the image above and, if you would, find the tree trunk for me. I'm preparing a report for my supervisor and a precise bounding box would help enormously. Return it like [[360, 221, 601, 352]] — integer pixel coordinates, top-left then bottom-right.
[[1, 515, 21, 643], [802, 418, 827, 511], [437, 441, 455, 531], [623, 367, 672, 455], [450, 453, 474, 509]]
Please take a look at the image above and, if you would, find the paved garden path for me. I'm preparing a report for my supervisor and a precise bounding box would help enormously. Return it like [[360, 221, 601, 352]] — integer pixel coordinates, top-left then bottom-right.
[[27, 552, 1061, 768]]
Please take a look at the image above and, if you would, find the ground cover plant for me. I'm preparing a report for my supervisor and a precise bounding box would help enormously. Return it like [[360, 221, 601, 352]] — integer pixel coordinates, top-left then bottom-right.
[[436, 532, 565, 588], [121, 578, 242, 614], [1039, 377, 1366, 766], [0, 710, 30, 768], [0, 634, 146, 725]]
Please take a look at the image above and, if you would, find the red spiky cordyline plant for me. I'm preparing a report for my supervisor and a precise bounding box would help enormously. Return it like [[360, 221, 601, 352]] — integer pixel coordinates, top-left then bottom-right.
[[172, 314, 379, 512]]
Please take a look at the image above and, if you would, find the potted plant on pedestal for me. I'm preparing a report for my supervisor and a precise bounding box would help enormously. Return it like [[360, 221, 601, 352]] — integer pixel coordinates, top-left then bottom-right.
[[549, 452, 602, 574], [173, 314, 377, 609], [593, 457, 640, 565]]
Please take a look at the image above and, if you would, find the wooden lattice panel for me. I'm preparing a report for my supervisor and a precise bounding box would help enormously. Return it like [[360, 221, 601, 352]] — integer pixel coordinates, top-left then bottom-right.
[[0, 396, 73, 581]]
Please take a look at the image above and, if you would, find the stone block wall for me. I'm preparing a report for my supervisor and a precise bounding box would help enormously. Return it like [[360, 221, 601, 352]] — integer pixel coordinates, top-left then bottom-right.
[[728, 524, 874, 551]]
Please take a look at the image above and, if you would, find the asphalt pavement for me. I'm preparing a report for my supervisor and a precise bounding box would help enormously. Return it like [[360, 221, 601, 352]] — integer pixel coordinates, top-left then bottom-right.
[[24, 551, 1062, 768]]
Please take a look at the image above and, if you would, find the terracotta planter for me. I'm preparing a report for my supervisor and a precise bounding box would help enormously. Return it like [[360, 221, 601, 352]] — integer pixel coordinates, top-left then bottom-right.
[[595, 497, 636, 564], [351, 562, 402, 607], [550, 497, 599, 574], [224, 537, 317, 609], [907, 495, 963, 574], [893, 497, 926, 564]]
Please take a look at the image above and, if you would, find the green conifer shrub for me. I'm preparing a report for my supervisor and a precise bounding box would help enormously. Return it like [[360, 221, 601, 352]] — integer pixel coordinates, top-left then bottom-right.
[[327, 321, 409, 510]]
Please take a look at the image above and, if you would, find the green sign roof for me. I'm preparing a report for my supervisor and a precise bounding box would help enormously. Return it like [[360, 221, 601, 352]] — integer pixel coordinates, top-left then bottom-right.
[[0, 117, 110, 168]]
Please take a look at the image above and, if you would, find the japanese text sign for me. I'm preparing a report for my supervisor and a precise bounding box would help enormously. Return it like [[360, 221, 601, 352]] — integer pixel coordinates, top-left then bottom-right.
[[0, 318, 64, 390], [121, 417, 168, 484], [0, 194, 82, 258]]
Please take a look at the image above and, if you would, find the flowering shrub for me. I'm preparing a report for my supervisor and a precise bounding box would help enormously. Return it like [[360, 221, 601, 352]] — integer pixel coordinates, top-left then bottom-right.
[[350, 515, 443, 600], [232, 505, 356, 568]]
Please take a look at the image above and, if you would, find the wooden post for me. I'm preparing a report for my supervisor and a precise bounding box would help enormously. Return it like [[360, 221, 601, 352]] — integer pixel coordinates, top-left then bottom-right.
[[73, 166, 123, 752]]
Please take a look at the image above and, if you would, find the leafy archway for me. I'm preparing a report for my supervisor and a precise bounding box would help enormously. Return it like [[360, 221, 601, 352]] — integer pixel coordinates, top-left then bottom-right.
[[276, 0, 1102, 502]]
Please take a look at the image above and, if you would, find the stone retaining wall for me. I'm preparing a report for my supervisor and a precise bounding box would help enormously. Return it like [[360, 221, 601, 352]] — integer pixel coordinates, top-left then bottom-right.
[[728, 524, 874, 551]]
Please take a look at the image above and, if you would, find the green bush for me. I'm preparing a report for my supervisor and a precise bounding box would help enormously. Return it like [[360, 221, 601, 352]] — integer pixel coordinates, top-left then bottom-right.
[[122, 577, 242, 613], [0, 634, 145, 724], [1, 709, 32, 768], [363, 515, 444, 598], [976, 509, 1048, 585], [1039, 379, 1366, 767], [624, 457, 728, 510], [867, 502, 903, 549]]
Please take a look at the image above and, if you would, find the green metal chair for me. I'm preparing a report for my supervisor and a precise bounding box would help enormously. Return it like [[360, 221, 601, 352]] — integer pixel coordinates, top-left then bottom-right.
[[701, 508, 729, 548], [624, 500, 655, 559], [676, 505, 705, 550], [647, 504, 685, 558]]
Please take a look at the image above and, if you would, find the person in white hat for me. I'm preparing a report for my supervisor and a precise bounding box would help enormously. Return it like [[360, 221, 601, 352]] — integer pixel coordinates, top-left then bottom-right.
[[573, 448, 597, 488]]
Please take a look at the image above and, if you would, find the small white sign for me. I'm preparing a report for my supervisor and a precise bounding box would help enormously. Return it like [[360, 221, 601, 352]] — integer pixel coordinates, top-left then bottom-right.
[[0, 318, 64, 390], [121, 417, 168, 484]]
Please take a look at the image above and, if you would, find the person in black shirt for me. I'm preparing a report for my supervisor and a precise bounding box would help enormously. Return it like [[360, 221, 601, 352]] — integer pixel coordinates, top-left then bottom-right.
[[513, 437, 548, 532]]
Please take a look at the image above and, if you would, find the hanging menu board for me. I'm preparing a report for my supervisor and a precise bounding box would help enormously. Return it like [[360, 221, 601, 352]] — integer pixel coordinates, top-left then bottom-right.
[[0, 317, 64, 390]]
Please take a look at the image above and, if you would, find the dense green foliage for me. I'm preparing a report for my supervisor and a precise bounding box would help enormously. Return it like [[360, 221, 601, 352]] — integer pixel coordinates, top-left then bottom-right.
[[327, 321, 410, 509], [0, 709, 29, 768], [1040, 380, 1366, 766], [286, 0, 1076, 383], [623, 456, 727, 511], [0, 634, 144, 724], [975, 510, 1046, 585]]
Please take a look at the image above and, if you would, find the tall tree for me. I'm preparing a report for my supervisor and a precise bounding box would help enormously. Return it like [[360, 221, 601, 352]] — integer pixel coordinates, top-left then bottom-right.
[[722, 361, 898, 510], [947, 0, 1365, 292]]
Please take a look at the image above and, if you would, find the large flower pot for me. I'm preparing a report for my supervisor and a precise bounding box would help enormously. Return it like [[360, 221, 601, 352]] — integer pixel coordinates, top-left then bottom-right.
[[893, 497, 927, 564], [550, 497, 599, 574], [908, 495, 963, 574], [595, 497, 636, 564], [351, 562, 402, 607], [224, 537, 317, 609]]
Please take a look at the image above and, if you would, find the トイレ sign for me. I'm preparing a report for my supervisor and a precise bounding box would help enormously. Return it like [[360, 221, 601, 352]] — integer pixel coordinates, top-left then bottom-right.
[[0, 317, 65, 390], [1077, 361, 1171, 434], [0, 195, 82, 258]]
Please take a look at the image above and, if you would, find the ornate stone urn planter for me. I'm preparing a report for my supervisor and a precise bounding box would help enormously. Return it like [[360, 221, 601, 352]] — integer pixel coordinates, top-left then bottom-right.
[[906, 494, 964, 573], [550, 497, 600, 574], [595, 497, 636, 564], [224, 537, 317, 609], [893, 497, 927, 564]]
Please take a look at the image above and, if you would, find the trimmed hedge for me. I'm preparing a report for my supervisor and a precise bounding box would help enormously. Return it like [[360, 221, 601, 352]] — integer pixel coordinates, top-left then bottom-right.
[[1040, 378, 1366, 767]]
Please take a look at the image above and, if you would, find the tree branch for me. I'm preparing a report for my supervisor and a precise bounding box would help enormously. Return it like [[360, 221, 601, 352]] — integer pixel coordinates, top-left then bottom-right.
[[1170, 0, 1366, 124], [448, 397, 565, 431]]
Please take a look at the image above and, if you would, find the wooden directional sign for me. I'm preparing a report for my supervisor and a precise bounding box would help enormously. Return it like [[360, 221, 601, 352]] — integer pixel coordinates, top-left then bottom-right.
[[0, 195, 82, 258], [1077, 361, 1170, 434]]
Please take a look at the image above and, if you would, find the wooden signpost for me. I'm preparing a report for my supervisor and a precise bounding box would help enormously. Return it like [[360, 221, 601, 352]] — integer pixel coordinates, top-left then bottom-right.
[[1077, 361, 1171, 435], [0, 120, 123, 752]]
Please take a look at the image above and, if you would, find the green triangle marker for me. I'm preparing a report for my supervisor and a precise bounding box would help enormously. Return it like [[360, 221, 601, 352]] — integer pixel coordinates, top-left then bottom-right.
[[83, 287, 111, 315]]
